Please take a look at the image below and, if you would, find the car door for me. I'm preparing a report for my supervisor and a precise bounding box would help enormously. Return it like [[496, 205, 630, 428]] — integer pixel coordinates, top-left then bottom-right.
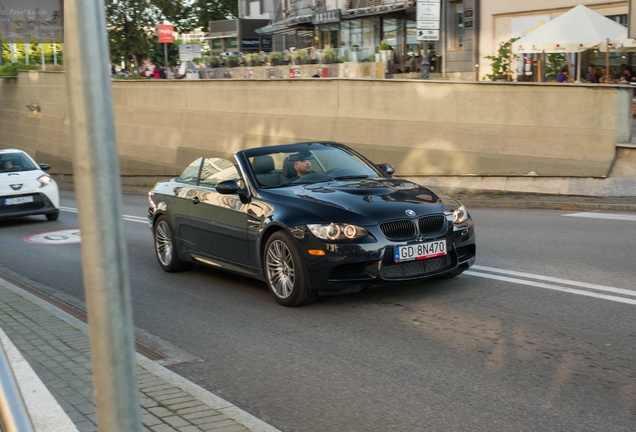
[[186, 157, 251, 266], [161, 157, 203, 249]]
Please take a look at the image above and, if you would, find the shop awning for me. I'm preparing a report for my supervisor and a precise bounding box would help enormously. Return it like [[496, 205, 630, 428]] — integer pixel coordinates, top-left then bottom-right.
[[342, 1, 412, 19], [202, 33, 237, 40], [256, 15, 313, 35]]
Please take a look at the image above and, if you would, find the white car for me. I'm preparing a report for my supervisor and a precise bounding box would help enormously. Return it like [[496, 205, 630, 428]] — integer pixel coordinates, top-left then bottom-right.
[[0, 149, 60, 221]]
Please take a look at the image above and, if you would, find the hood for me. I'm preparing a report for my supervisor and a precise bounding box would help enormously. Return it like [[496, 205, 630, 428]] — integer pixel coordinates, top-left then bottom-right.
[[0, 169, 46, 194], [266, 178, 446, 225]]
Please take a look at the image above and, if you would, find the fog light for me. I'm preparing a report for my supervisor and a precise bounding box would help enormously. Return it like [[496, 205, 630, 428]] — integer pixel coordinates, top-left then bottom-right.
[[308, 250, 325, 256]]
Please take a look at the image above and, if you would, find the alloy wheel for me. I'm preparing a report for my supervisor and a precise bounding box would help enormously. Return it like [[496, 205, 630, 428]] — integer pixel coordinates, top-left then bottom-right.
[[266, 239, 295, 298], [155, 220, 173, 266]]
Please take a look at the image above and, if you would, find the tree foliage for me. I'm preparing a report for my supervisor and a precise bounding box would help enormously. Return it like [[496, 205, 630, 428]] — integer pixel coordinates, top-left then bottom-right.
[[105, 0, 227, 69]]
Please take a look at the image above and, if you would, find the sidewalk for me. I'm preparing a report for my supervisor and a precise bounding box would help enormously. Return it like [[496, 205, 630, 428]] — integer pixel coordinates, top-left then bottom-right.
[[0, 274, 279, 432]]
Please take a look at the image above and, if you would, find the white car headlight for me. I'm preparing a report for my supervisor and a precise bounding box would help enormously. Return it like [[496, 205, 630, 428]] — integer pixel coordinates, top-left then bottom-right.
[[453, 205, 468, 224], [37, 174, 52, 188], [307, 223, 369, 241]]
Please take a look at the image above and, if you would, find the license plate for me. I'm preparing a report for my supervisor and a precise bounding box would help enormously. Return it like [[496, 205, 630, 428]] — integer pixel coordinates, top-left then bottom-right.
[[394, 240, 447, 263], [4, 196, 34, 206]]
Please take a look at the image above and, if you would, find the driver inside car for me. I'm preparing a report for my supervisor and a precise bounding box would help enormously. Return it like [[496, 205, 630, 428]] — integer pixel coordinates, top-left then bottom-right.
[[286, 151, 314, 183]]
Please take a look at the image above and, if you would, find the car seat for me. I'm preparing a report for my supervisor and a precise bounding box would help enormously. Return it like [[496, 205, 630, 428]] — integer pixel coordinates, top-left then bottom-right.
[[282, 157, 296, 179], [252, 155, 282, 187]]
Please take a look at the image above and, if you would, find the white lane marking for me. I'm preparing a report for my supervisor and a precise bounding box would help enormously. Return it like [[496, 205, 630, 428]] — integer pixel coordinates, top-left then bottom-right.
[[60, 206, 147, 224], [472, 265, 636, 298], [465, 271, 636, 306], [563, 212, 636, 221]]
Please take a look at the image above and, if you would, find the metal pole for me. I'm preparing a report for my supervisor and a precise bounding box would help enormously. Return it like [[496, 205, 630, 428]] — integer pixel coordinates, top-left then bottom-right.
[[164, 43, 168, 68], [63, 1, 142, 431], [421, 43, 430, 80], [0, 342, 35, 432], [53, 43, 57, 65], [23, 14, 29, 64], [36, 9, 45, 71]]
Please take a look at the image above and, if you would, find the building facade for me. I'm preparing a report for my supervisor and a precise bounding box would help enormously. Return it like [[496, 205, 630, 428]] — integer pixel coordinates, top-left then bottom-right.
[[479, 1, 629, 81], [240, 0, 478, 78]]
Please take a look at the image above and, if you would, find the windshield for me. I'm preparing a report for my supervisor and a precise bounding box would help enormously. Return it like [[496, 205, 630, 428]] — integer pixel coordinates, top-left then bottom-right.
[[246, 144, 382, 188], [0, 153, 38, 173]]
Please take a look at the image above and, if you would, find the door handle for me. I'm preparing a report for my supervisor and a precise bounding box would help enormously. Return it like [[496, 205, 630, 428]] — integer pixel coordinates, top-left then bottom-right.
[[191, 196, 200, 204]]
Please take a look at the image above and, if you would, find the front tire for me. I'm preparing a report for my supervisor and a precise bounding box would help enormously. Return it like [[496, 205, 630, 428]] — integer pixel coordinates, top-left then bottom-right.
[[154, 215, 193, 272], [45, 211, 59, 221], [264, 231, 318, 307]]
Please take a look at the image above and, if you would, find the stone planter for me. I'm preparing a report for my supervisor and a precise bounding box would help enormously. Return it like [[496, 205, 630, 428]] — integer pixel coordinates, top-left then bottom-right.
[[379, 50, 393, 73]]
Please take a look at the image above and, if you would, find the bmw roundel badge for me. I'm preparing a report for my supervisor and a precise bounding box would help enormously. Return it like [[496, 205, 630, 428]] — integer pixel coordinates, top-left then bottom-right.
[[405, 209, 416, 217]]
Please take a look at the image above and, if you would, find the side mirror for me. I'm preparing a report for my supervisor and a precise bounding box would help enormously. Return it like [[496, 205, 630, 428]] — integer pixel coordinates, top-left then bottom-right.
[[377, 163, 395, 177], [39, 163, 51, 171], [216, 179, 247, 195]]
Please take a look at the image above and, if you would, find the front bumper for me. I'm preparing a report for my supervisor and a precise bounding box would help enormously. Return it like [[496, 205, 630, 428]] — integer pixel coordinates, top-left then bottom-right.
[[294, 221, 476, 294], [0, 192, 58, 220]]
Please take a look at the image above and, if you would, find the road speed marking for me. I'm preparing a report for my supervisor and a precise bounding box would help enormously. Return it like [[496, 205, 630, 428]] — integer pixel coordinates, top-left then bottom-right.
[[24, 229, 82, 244]]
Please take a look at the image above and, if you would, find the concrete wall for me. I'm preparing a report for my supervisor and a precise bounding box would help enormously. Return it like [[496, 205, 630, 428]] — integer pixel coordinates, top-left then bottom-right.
[[0, 71, 631, 182]]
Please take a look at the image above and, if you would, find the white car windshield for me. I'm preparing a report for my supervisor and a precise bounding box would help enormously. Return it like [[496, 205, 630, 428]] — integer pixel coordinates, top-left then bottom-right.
[[0, 153, 38, 173]]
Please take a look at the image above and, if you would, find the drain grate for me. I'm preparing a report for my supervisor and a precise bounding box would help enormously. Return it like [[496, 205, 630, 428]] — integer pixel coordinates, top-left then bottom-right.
[[0, 271, 167, 361]]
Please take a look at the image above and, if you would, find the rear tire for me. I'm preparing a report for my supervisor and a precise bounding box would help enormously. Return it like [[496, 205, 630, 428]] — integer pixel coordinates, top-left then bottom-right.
[[45, 211, 59, 221], [154, 215, 193, 272], [264, 231, 318, 307]]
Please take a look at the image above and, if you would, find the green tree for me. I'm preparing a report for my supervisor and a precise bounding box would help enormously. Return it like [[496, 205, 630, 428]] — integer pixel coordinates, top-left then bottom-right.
[[189, 0, 238, 30]]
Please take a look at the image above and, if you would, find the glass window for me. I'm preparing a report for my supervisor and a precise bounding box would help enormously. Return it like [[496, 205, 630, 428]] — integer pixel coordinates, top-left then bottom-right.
[[226, 38, 238, 49], [452, 1, 464, 50], [0, 153, 38, 172], [199, 158, 241, 188], [178, 157, 203, 185], [362, 17, 380, 53], [212, 39, 222, 50]]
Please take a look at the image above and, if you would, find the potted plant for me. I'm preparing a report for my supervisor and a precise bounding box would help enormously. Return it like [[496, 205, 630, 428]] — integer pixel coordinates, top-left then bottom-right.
[[225, 55, 239, 68], [483, 37, 520, 81], [292, 50, 308, 65], [268, 52, 283, 66], [379, 42, 393, 72], [245, 53, 261, 67], [320, 49, 336, 64], [209, 56, 221, 68]]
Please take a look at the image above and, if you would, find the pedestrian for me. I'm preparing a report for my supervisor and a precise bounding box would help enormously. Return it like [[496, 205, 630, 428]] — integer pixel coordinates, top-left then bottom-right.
[[176, 61, 187, 79], [166, 62, 175, 79]]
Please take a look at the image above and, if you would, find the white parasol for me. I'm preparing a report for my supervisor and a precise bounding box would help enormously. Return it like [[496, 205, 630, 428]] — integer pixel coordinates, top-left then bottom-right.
[[511, 5, 627, 82]]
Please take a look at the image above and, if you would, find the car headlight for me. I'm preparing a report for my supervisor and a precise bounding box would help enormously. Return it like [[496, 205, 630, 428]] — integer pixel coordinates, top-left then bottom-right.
[[306, 223, 369, 241], [37, 174, 51, 188], [453, 205, 468, 224]]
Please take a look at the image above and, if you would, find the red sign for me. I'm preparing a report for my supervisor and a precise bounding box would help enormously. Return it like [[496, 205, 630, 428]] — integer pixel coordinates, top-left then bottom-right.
[[158, 25, 174, 43]]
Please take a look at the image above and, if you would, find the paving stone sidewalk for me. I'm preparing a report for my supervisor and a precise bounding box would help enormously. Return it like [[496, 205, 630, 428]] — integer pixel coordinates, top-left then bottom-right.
[[0, 277, 277, 432]]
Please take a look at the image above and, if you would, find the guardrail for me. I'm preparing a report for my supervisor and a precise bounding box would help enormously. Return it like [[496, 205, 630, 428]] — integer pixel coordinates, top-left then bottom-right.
[[0, 341, 35, 432]]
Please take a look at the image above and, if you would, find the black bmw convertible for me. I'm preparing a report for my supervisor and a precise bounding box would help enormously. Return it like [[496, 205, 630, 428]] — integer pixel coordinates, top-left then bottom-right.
[[148, 142, 476, 306]]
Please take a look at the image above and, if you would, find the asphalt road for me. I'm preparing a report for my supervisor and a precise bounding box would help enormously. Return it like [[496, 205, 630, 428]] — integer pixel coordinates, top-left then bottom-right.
[[1, 189, 636, 432]]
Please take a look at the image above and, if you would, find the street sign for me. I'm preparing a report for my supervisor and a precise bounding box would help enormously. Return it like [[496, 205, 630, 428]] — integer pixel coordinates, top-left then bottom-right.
[[417, 21, 439, 30], [417, 1, 440, 21], [178, 44, 202, 61], [158, 24, 174, 43], [417, 29, 440, 41]]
